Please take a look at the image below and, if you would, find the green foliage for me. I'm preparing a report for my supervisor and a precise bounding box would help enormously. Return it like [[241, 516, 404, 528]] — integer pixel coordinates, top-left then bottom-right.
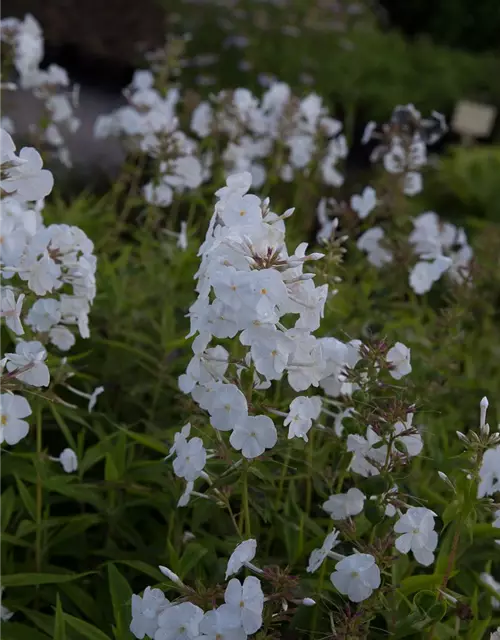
[[2, 154, 500, 636], [426, 145, 500, 223], [2, 7, 500, 636], [154, 0, 500, 119]]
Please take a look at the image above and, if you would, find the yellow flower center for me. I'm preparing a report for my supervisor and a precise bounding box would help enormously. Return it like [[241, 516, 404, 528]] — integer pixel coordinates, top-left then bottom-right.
[[1, 415, 7, 426]]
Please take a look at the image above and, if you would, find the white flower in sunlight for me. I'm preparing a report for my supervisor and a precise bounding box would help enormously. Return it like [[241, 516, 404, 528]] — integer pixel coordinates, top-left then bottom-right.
[[229, 415, 277, 459], [199, 609, 246, 640], [478, 445, 500, 498], [323, 488, 365, 521], [226, 539, 257, 579], [156, 602, 204, 640], [173, 437, 207, 482], [386, 342, 412, 380], [57, 448, 78, 473], [330, 553, 380, 602], [130, 586, 169, 639], [394, 507, 438, 566], [0, 289, 25, 335], [177, 481, 194, 508], [284, 396, 322, 442], [0, 393, 31, 445], [218, 576, 264, 634], [350, 187, 377, 219], [357, 227, 393, 267], [1, 146, 54, 202], [3, 339, 50, 386], [88, 386, 104, 412], [307, 529, 340, 573]]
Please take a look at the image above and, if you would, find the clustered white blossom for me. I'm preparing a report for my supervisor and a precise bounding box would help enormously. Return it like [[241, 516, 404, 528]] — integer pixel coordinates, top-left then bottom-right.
[[0, 129, 98, 447], [1, 14, 80, 166], [169, 170, 376, 504], [94, 70, 210, 208], [95, 66, 347, 200], [408, 211, 473, 294], [363, 104, 447, 198], [161, 169, 431, 609], [190, 82, 347, 189], [325, 105, 474, 296], [130, 539, 308, 639]]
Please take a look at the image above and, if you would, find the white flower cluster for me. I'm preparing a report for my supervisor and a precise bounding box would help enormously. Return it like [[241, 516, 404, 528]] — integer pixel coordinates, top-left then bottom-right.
[[190, 82, 347, 188], [363, 103, 447, 198], [130, 540, 275, 639], [408, 211, 473, 294], [321, 104, 475, 295], [1, 14, 81, 166], [94, 69, 347, 201], [307, 499, 438, 603], [476, 398, 500, 499], [94, 70, 211, 208], [169, 171, 374, 501], [0, 129, 97, 446], [305, 389, 438, 603], [347, 411, 422, 478]]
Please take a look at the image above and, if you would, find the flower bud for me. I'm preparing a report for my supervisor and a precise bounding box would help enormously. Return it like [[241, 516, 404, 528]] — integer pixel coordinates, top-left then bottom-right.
[[456, 431, 469, 443], [481, 422, 490, 438], [159, 565, 185, 587], [480, 396, 489, 428], [438, 471, 456, 492], [302, 598, 316, 607], [469, 430, 481, 443]]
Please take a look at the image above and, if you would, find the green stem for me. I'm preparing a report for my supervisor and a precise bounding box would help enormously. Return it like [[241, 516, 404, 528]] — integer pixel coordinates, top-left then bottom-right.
[[241, 464, 251, 538], [306, 431, 314, 516], [35, 406, 43, 574], [274, 446, 291, 511], [311, 553, 328, 633]]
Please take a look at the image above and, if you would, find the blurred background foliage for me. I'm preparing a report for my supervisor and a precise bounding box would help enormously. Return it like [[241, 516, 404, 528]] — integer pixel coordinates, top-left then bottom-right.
[[4, 0, 500, 220]]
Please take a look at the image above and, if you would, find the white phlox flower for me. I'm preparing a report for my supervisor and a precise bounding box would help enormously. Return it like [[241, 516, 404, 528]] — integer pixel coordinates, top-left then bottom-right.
[[330, 553, 381, 602], [322, 488, 365, 521], [307, 529, 340, 573], [218, 576, 264, 635], [386, 342, 412, 380], [394, 507, 438, 566], [225, 539, 258, 579]]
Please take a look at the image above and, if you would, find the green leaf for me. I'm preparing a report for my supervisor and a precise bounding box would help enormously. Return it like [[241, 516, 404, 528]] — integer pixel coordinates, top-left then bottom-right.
[[54, 593, 66, 640], [1, 623, 51, 640], [107, 564, 133, 639], [119, 428, 170, 455], [1, 532, 32, 548], [441, 500, 461, 527], [178, 544, 208, 578], [111, 560, 164, 582], [467, 616, 492, 640], [399, 574, 445, 595], [63, 614, 112, 640], [1, 486, 17, 531], [59, 583, 103, 626], [14, 475, 36, 520], [105, 454, 120, 482], [2, 571, 94, 587], [471, 524, 500, 539]]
